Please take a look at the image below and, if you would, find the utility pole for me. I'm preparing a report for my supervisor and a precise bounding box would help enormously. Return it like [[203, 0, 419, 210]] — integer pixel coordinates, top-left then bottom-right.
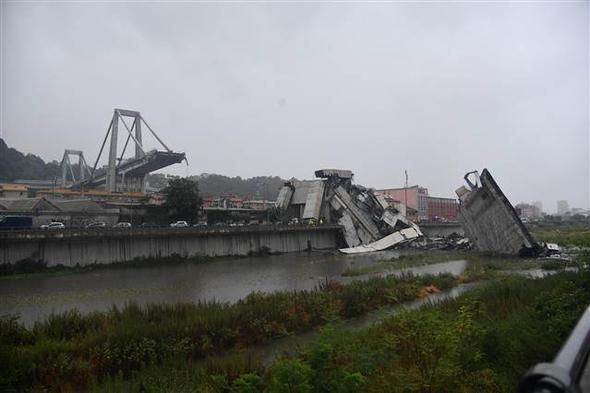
[[404, 170, 408, 216]]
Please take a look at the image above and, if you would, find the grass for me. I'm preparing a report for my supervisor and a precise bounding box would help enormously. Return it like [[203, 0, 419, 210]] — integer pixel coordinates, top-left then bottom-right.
[[0, 272, 459, 392], [86, 269, 590, 393], [529, 224, 590, 248]]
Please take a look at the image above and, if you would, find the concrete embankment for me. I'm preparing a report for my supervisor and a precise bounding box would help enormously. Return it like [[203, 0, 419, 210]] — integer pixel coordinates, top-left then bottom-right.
[[0, 225, 342, 267]]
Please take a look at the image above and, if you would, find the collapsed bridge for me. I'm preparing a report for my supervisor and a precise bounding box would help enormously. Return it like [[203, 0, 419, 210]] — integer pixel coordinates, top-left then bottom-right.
[[276, 169, 423, 253], [61, 109, 186, 193]]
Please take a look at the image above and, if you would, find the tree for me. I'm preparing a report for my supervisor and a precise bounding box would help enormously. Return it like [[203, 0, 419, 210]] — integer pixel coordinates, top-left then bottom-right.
[[162, 177, 202, 223], [0, 138, 64, 181]]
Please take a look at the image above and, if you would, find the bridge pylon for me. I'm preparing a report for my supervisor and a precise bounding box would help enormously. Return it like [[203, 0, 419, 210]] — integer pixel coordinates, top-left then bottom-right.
[[71, 109, 186, 193], [60, 150, 90, 187]]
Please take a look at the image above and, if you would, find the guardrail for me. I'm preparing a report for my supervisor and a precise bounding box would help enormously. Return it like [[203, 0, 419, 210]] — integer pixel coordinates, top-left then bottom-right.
[[519, 305, 590, 393], [0, 224, 343, 241]]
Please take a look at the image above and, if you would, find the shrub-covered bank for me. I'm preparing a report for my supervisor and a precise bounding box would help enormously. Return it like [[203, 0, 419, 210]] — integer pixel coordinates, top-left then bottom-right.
[[0, 273, 457, 391], [92, 270, 590, 393]]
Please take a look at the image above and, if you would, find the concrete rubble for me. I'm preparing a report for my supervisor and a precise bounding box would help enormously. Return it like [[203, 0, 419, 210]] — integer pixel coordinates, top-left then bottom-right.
[[456, 168, 542, 257], [407, 232, 471, 251], [276, 167, 567, 259], [276, 169, 423, 253]]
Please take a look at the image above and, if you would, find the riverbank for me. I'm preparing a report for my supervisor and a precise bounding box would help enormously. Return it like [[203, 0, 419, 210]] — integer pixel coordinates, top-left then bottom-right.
[[1, 271, 461, 391], [1, 248, 580, 328], [1, 255, 586, 392], [341, 250, 581, 277], [91, 269, 590, 393]]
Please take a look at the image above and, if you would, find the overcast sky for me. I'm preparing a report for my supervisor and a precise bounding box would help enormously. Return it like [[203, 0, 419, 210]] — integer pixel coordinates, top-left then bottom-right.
[[1, 1, 588, 212]]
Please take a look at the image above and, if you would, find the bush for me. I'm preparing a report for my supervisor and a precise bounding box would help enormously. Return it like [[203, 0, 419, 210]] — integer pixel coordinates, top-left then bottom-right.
[[233, 373, 263, 393], [269, 359, 313, 393]]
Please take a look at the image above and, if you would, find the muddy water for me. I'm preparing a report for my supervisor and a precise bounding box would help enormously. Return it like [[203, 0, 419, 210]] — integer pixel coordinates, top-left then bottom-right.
[[0, 250, 470, 326]]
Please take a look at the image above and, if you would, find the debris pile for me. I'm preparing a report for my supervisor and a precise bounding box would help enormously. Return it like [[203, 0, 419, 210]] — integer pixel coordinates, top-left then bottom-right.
[[456, 169, 542, 257], [276, 169, 422, 253], [407, 232, 471, 251]]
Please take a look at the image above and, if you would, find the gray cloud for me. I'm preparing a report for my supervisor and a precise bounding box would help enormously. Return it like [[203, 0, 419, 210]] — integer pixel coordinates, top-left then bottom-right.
[[1, 1, 588, 212]]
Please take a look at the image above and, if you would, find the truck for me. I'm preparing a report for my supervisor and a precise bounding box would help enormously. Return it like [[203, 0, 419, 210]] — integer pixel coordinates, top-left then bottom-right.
[[0, 215, 33, 229]]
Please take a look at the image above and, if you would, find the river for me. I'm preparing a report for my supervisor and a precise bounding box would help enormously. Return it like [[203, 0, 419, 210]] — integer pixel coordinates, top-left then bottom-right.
[[0, 250, 477, 326]]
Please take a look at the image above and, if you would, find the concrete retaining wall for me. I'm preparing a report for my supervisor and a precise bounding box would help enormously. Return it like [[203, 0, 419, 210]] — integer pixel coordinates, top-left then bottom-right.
[[0, 225, 341, 267]]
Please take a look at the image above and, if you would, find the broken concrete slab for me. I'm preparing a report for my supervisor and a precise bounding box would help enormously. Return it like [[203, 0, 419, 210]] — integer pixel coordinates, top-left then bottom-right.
[[338, 212, 361, 247], [276, 168, 422, 253], [456, 168, 541, 256], [315, 169, 354, 179], [302, 180, 325, 220], [333, 185, 381, 242], [339, 227, 422, 254], [276, 183, 294, 210], [406, 232, 471, 251]]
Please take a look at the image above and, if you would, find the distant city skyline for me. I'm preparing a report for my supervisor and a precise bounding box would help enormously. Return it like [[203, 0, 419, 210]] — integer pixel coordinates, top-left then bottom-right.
[[557, 200, 570, 216]]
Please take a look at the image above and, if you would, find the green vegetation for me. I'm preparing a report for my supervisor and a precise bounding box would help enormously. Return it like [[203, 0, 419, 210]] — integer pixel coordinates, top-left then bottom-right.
[[191, 174, 285, 201], [88, 270, 590, 393], [0, 138, 61, 182], [148, 173, 286, 200], [529, 224, 590, 248], [0, 273, 457, 391], [161, 177, 203, 223]]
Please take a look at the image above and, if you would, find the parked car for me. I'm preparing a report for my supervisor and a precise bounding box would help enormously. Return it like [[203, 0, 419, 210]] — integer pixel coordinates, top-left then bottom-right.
[[113, 222, 132, 228], [0, 215, 33, 230], [41, 222, 65, 229], [170, 221, 189, 228], [86, 222, 106, 228], [193, 222, 208, 227]]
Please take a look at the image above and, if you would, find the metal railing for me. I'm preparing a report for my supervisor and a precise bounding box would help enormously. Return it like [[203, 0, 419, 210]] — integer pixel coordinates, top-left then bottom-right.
[[519, 306, 590, 393], [0, 224, 343, 241]]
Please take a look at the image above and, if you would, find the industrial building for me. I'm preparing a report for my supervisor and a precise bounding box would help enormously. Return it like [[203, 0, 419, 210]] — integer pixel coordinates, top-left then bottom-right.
[[427, 196, 458, 221], [0, 184, 28, 198], [378, 186, 458, 222], [557, 200, 569, 216], [0, 197, 119, 227], [515, 203, 542, 220], [378, 186, 429, 220]]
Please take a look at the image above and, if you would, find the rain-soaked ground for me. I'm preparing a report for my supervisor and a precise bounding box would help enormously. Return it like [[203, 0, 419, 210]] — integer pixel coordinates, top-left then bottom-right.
[[0, 249, 558, 326]]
